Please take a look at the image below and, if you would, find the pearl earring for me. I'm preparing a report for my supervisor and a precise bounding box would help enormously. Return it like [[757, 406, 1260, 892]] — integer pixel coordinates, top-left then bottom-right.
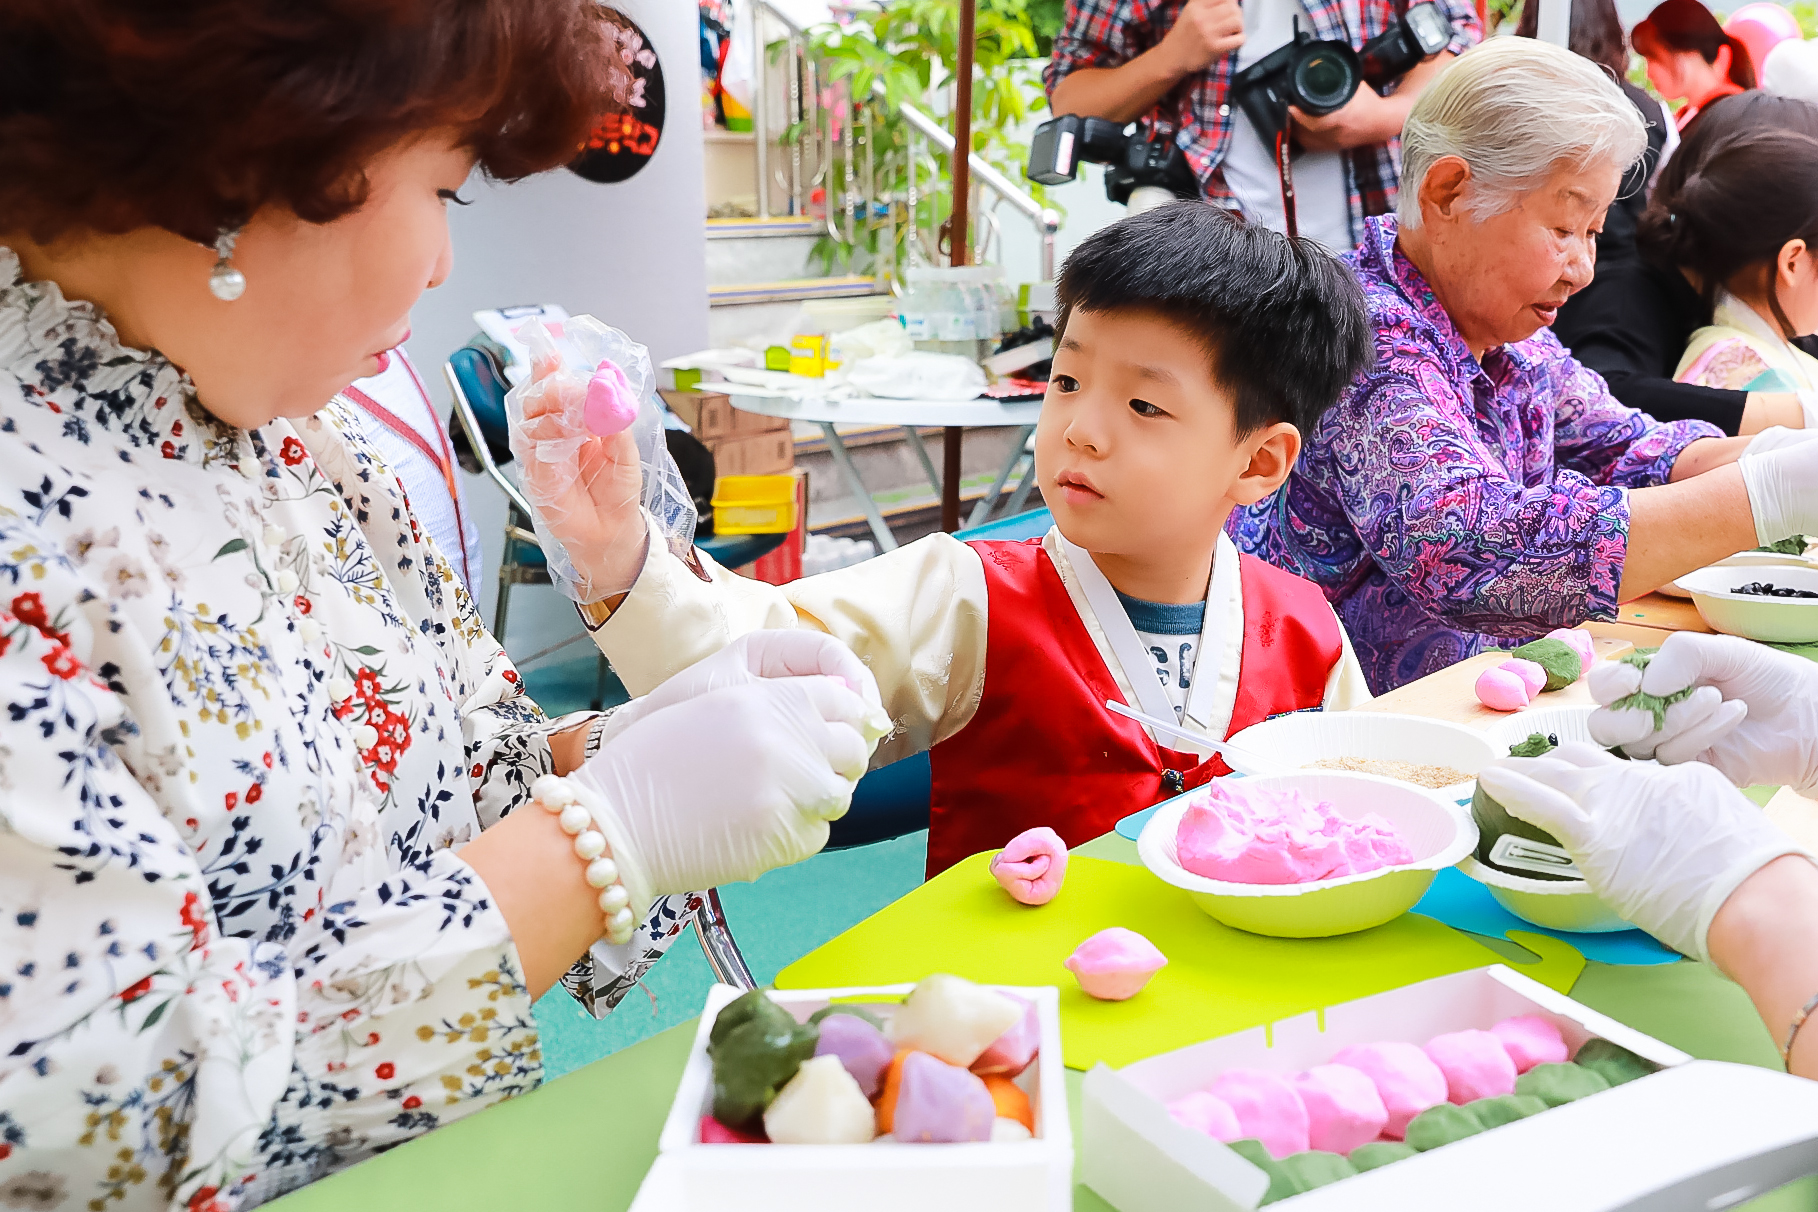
[[208, 226, 246, 301]]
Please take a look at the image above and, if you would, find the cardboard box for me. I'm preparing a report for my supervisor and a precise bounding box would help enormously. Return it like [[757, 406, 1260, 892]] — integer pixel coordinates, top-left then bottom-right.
[[640, 982, 1072, 1212], [1082, 964, 1818, 1211], [707, 428, 794, 477], [660, 387, 790, 441]]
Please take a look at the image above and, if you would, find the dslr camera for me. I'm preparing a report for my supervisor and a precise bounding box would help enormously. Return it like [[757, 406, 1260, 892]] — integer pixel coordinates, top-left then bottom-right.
[[1026, 115, 1199, 213]]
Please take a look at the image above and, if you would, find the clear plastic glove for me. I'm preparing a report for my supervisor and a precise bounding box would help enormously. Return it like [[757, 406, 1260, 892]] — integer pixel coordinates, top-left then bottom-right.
[[567, 676, 876, 908], [1739, 435, 1818, 547], [505, 316, 696, 603], [1477, 744, 1809, 965], [1588, 632, 1818, 793], [597, 629, 891, 752]]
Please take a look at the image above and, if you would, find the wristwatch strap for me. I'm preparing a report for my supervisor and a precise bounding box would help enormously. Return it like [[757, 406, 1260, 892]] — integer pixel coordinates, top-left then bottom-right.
[[582, 711, 613, 762]]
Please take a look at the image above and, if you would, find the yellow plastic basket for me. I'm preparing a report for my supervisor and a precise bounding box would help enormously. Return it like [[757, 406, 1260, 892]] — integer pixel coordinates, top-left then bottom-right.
[[711, 474, 798, 535]]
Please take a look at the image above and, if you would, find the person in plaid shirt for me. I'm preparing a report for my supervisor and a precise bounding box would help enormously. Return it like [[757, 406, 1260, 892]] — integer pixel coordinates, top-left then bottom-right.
[[1045, 0, 1481, 251]]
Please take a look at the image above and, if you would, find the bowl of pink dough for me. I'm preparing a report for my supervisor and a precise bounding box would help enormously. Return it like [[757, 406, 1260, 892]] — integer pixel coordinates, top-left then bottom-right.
[[1136, 774, 1477, 938]]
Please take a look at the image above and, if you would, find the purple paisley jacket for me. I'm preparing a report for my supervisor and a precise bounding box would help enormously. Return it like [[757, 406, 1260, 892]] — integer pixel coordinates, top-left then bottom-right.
[[1231, 216, 1722, 692]]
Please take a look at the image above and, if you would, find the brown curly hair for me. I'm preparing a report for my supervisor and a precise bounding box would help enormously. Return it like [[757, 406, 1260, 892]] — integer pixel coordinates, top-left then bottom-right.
[[0, 0, 629, 245]]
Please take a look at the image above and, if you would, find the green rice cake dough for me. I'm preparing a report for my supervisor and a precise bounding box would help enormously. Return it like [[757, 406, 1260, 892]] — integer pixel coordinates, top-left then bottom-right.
[[1349, 1141, 1419, 1172], [1471, 731, 1576, 880], [1279, 1151, 1358, 1192], [1467, 1092, 1549, 1129], [1607, 647, 1696, 732], [1229, 1138, 1300, 1206], [1515, 1062, 1611, 1107], [1509, 637, 1582, 691], [1405, 1102, 1487, 1151], [1573, 1038, 1657, 1087]]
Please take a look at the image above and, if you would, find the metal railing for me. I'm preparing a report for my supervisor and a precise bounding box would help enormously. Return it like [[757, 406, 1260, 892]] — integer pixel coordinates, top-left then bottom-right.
[[745, 0, 1060, 283]]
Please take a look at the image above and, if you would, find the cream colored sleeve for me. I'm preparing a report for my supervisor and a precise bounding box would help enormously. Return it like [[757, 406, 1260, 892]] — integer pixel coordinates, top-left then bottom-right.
[[1322, 610, 1374, 710], [590, 521, 990, 767]]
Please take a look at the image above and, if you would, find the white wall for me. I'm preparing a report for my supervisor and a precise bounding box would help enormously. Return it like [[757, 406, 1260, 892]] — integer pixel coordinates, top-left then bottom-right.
[[404, 0, 709, 658]]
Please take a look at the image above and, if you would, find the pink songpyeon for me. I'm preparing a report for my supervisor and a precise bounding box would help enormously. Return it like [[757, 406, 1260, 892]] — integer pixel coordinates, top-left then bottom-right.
[[1208, 1069, 1310, 1159], [990, 827, 1069, 905], [1546, 628, 1597, 675], [1166, 1090, 1242, 1142], [1475, 666, 1534, 712], [1291, 1064, 1389, 1153], [1174, 782, 1412, 885], [583, 360, 640, 436], [1500, 659, 1547, 700], [1489, 1016, 1569, 1074], [1423, 1030, 1517, 1103], [1063, 928, 1167, 1000], [1329, 1042, 1447, 1139]]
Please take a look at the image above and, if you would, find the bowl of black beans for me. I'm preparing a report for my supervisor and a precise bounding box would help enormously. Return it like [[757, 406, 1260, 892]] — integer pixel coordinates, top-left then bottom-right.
[[1674, 565, 1818, 642]]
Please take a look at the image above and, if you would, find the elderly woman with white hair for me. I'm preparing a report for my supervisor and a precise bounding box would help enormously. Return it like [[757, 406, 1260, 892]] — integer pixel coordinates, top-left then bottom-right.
[[1233, 37, 1818, 691]]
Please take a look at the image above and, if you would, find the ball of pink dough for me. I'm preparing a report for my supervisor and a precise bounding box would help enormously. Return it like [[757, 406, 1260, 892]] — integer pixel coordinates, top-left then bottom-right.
[[990, 826, 1069, 906], [1500, 659, 1547, 700], [1209, 1070, 1309, 1158], [1064, 928, 1167, 1001], [1329, 1042, 1447, 1139], [1423, 1029, 1517, 1103], [1291, 1064, 1388, 1154], [1475, 666, 1534, 712], [1166, 1090, 1242, 1142], [1489, 1016, 1569, 1074], [1546, 628, 1597, 675], [583, 361, 640, 437]]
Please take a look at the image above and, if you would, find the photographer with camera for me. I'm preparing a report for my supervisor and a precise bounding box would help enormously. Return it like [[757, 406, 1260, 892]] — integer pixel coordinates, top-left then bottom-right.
[[1042, 0, 1479, 250]]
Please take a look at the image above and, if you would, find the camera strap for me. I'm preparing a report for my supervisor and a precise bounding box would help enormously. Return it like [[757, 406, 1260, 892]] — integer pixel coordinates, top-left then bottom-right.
[[1273, 122, 1299, 240]]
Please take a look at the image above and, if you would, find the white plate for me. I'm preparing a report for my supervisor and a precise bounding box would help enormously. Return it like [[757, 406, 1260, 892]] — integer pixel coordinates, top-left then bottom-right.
[[1481, 704, 1598, 755], [1226, 710, 1496, 798], [1676, 564, 1818, 643], [1663, 549, 1818, 598]]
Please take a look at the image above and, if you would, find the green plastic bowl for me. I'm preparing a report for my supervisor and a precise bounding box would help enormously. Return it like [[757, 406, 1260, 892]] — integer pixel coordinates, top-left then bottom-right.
[[1136, 772, 1479, 938]]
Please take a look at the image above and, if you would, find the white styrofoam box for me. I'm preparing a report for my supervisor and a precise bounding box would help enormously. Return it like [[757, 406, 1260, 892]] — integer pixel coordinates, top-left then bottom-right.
[[648, 982, 1072, 1212], [1081, 964, 1744, 1212]]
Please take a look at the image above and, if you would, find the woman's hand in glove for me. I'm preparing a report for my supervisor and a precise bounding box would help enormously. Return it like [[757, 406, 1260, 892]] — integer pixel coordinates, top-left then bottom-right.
[[1476, 743, 1808, 965], [597, 630, 891, 753], [508, 334, 648, 602], [568, 674, 878, 908], [1588, 632, 1818, 793]]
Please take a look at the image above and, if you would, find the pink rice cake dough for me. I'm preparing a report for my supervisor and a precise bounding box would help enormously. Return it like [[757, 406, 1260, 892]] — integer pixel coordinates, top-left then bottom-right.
[[1207, 1069, 1310, 1159], [1500, 659, 1547, 700], [990, 826, 1069, 906], [1490, 1016, 1570, 1074], [1423, 1029, 1518, 1103], [1475, 665, 1535, 711], [1064, 928, 1167, 1000], [1291, 1064, 1389, 1154], [1328, 1042, 1448, 1139], [1166, 1090, 1242, 1142], [1174, 782, 1413, 885], [583, 360, 641, 437], [1546, 628, 1597, 675]]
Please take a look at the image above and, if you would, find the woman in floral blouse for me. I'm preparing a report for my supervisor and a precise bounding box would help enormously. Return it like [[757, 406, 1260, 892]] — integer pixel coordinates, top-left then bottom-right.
[[1233, 38, 1818, 691], [0, 2, 883, 1208]]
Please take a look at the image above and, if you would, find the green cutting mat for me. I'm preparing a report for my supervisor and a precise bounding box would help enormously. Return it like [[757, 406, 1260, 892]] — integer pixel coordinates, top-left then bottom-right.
[[777, 853, 1585, 1070]]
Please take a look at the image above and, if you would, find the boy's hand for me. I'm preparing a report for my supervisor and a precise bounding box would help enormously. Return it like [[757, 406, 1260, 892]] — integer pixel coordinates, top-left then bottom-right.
[[510, 342, 649, 603], [1161, 0, 1245, 75]]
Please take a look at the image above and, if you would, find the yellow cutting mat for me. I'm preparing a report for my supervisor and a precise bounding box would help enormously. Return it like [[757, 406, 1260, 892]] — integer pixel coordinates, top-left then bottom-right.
[[776, 854, 1586, 1070]]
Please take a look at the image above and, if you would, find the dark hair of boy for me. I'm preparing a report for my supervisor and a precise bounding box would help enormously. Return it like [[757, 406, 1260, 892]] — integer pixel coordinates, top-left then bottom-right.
[[1053, 201, 1374, 440]]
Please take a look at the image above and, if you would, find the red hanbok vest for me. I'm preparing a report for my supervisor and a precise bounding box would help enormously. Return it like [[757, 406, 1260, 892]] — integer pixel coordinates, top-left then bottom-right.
[[924, 538, 1342, 876]]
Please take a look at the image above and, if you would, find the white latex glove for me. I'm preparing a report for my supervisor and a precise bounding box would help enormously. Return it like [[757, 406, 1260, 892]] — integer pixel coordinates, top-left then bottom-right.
[[1798, 389, 1818, 430], [596, 630, 890, 750], [568, 676, 876, 908], [1477, 744, 1809, 964], [1744, 425, 1818, 456], [1739, 435, 1818, 547], [1588, 632, 1818, 793]]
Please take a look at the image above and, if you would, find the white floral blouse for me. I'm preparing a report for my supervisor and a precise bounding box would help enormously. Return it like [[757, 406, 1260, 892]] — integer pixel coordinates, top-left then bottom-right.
[[0, 249, 689, 1211]]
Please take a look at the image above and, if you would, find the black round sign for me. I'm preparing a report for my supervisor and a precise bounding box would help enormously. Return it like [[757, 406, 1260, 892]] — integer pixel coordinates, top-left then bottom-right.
[[570, 8, 666, 184]]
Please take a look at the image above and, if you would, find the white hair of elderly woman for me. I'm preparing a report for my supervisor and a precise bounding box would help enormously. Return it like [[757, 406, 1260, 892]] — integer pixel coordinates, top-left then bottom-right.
[[1397, 37, 1648, 229]]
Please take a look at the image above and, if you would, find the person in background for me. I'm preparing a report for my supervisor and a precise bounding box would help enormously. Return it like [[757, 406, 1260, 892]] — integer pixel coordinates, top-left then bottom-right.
[[0, 0, 884, 1203], [1482, 632, 1818, 1079], [1632, 0, 1756, 132], [343, 345, 486, 595], [1231, 37, 1818, 692], [1646, 129, 1818, 401], [1552, 90, 1818, 433], [1043, 0, 1480, 252]]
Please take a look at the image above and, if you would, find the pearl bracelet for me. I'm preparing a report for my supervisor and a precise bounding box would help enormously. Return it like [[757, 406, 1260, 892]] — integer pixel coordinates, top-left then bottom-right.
[[531, 774, 636, 946]]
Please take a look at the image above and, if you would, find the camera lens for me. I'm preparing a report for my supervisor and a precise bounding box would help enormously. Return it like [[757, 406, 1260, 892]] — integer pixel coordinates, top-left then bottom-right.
[[1293, 48, 1356, 111]]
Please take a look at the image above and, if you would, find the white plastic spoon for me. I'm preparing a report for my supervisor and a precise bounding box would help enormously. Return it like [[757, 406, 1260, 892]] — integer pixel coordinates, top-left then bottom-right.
[[1103, 699, 1286, 778]]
